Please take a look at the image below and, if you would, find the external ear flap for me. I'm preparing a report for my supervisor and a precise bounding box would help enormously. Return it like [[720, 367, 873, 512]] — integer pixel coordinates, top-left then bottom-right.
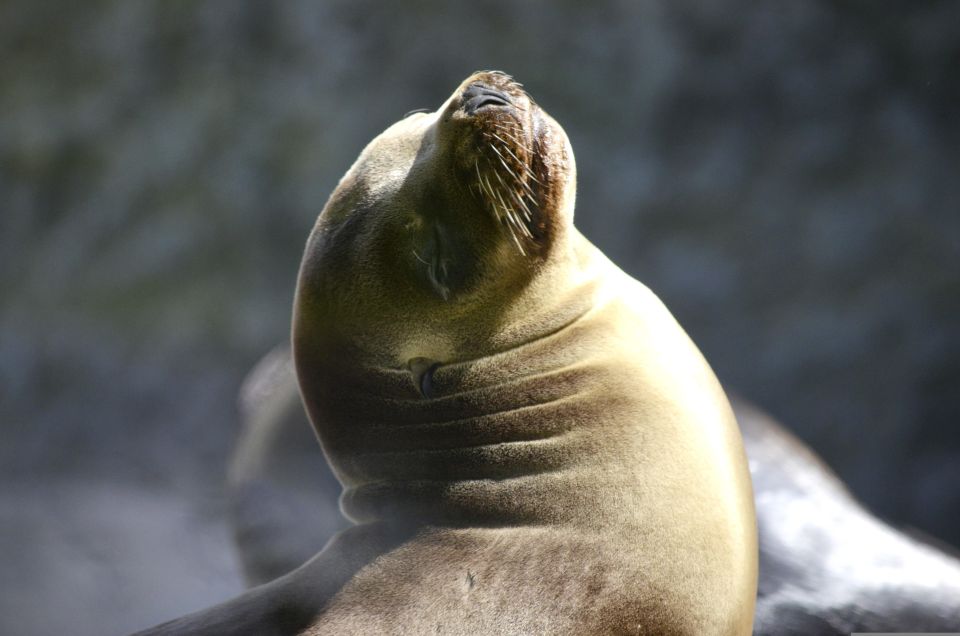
[[407, 357, 441, 398]]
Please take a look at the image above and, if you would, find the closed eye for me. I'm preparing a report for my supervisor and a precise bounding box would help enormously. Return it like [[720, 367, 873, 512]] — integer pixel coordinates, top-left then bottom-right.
[[404, 108, 431, 118]]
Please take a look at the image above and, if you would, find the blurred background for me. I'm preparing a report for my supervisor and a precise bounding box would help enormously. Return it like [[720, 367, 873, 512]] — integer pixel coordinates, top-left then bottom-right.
[[1, 1, 958, 634]]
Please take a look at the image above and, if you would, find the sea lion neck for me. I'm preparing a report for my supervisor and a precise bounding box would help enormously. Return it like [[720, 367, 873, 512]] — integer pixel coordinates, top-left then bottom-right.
[[291, 70, 605, 528], [306, 268, 622, 530]]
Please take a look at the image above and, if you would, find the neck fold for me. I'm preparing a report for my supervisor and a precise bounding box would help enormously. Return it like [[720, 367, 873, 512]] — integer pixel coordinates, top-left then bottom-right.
[[306, 276, 627, 529]]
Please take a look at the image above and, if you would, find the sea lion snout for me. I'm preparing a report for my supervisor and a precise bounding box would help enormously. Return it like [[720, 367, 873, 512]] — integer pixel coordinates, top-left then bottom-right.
[[460, 83, 513, 115]]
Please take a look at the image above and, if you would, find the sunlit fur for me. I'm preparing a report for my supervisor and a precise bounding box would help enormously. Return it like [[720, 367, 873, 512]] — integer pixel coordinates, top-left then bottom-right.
[[135, 72, 757, 636]]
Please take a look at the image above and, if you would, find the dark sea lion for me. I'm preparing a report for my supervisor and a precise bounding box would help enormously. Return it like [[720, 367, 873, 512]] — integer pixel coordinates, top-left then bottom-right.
[[737, 400, 960, 634], [136, 71, 758, 635]]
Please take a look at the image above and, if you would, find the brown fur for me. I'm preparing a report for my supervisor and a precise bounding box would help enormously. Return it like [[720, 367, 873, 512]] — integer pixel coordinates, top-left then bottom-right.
[[134, 71, 757, 635]]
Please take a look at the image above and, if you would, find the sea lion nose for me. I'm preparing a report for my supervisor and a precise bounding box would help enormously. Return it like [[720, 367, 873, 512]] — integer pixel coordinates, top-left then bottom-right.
[[461, 83, 512, 114]]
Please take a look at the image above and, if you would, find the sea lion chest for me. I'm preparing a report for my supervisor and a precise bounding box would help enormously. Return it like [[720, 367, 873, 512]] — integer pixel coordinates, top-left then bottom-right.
[[294, 271, 755, 634]]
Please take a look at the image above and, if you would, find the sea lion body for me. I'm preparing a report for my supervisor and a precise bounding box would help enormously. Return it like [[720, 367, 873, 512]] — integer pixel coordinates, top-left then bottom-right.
[[137, 72, 757, 635], [292, 71, 756, 634], [294, 244, 756, 634]]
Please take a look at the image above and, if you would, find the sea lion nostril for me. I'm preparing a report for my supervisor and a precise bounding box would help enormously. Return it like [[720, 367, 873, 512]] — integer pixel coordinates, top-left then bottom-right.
[[462, 84, 512, 114]]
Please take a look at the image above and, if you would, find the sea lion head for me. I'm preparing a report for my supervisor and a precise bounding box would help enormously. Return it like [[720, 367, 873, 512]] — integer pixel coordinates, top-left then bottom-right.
[[294, 71, 577, 365]]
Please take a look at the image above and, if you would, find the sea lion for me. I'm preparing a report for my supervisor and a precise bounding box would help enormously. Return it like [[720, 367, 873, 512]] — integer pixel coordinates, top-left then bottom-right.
[[228, 357, 960, 633], [739, 400, 960, 633], [136, 70, 758, 635]]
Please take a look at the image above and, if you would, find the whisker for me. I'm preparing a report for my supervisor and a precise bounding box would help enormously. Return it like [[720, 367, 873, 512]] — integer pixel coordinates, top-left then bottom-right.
[[510, 189, 534, 224], [488, 145, 520, 179]]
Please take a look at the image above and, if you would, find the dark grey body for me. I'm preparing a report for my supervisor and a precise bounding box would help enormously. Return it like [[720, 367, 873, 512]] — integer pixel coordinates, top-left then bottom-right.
[[739, 400, 960, 633], [226, 349, 960, 635]]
